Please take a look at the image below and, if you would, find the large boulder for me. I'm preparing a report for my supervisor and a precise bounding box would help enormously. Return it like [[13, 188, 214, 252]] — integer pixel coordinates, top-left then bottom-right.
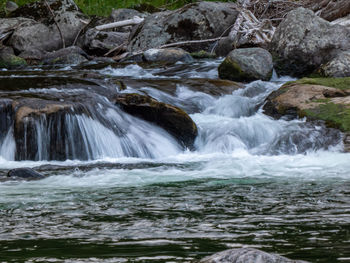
[[263, 77, 350, 150], [8, 0, 89, 53], [128, 1, 239, 52], [143, 48, 193, 63], [114, 93, 198, 149], [218, 48, 273, 82], [270, 7, 350, 77], [200, 248, 308, 263], [318, 50, 350, 77]]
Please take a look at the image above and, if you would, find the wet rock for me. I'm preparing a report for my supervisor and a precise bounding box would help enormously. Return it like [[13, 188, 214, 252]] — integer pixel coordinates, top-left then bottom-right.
[[200, 248, 309, 263], [114, 93, 197, 148], [7, 168, 45, 180], [143, 48, 193, 63], [128, 1, 239, 52], [218, 48, 273, 82], [263, 78, 350, 150], [80, 29, 129, 56], [270, 7, 350, 77], [0, 46, 27, 69], [8, 0, 89, 53], [42, 46, 88, 65], [318, 50, 350, 77]]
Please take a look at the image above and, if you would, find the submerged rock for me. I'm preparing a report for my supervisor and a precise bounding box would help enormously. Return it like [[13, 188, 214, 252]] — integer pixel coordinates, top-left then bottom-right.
[[7, 168, 45, 180], [114, 93, 198, 149], [143, 48, 193, 63], [128, 1, 239, 52], [270, 7, 350, 77], [200, 248, 308, 263], [218, 48, 273, 82]]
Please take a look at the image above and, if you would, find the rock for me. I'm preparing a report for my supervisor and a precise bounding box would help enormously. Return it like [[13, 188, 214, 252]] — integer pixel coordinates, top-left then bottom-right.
[[114, 93, 198, 148], [263, 78, 350, 148], [18, 49, 47, 65], [0, 46, 27, 69], [218, 48, 273, 82], [318, 50, 350, 77], [200, 248, 309, 263], [80, 29, 129, 56], [190, 50, 216, 59], [42, 46, 89, 65], [214, 37, 234, 57], [128, 1, 239, 52], [110, 8, 146, 22], [7, 168, 45, 180], [8, 0, 89, 53], [5, 1, 18, 14], [270, 7, 350, 77], [143, 48, 193, 63]]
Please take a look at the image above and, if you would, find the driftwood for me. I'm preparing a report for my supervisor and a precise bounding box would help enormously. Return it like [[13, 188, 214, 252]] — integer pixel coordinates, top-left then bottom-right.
[[307, 0, 350, 21], [95, 16, 144, 31], [44, 0, 65, 48], [228, 0, 275, 48]]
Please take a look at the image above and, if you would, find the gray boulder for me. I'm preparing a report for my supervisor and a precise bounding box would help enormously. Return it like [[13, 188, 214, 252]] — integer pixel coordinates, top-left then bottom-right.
[[318, 50, 350, 77], [128, 1, 239, 52], [42, 46, 88, 65], [143, 48, 193, 63], [218, 48, 273, 82], [270, 7, 350, 77], [8, 0, 89, 53], [200, 248, 309, 263], [80, 29, 129, 56]]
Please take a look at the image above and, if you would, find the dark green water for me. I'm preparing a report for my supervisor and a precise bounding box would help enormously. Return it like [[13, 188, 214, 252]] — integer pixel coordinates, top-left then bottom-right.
[[1, 169, 349, 262]]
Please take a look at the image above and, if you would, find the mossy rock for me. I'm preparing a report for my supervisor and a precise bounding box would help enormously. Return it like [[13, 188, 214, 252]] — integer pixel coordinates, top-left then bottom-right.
[[0, 54, 27, 69], [190, 50, 216, 59], [264, 77, 350, 132], [218, 48, 273, 82]]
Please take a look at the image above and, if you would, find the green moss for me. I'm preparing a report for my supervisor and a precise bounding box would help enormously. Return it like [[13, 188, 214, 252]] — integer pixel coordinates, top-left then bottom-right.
[[218, 58, 249, 82], [303, 103, 350, 132], [285, 77, 350, 90], [0, 54, 27, 69], [190, 50, 216, 59]]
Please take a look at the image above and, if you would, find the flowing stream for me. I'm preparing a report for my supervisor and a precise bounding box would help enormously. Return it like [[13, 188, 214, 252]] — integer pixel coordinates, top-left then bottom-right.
[[0, 60, 349, 262]]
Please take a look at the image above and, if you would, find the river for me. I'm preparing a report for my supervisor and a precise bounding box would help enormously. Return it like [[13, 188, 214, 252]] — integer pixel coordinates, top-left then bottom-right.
[[0, 59, 349, 262]]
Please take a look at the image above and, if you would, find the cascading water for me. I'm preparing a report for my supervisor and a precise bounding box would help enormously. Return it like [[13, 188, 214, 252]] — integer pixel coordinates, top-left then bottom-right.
[[0, 60, 349, 263]]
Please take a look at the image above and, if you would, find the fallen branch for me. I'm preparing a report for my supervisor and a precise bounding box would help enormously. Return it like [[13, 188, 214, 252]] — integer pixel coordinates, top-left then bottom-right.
[[44, 0, 65, 48], [159, 37, 222, 49], [95, 16, 144, 31], [104, 42, 127, 56]]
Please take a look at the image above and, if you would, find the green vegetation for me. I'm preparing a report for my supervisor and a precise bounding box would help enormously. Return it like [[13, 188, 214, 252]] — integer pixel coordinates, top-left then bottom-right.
[[285, 77, 350, 90], [0, 0, 235, 16], [304, 102, 350, 132]]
